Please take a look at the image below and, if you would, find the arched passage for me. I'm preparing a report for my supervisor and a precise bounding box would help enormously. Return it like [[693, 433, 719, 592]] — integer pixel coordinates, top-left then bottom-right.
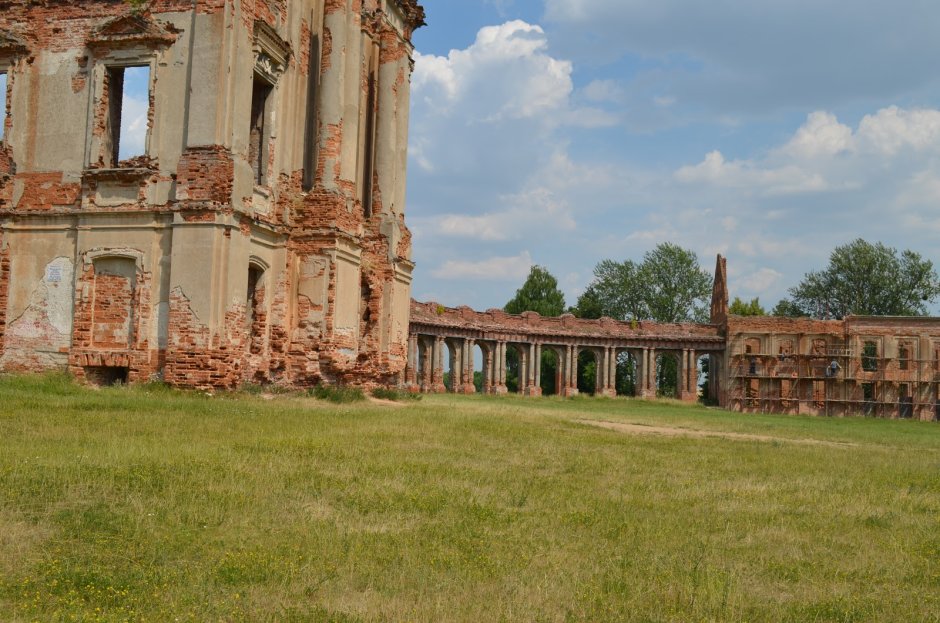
[[471, 342, 485, 393], [696, 354, 711, 404], [416, 336, 434, 392], [505, 343, 523, 394], [443, 339, 458, 393], [656, 352, 681, 398], [616, 350, 639, 397], [540, 346, 561, 396], [577, 348, 599, 395]]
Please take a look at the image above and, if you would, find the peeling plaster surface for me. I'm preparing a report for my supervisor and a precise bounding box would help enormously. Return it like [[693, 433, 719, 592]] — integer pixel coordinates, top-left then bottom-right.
[[10, 257, 74, 339]]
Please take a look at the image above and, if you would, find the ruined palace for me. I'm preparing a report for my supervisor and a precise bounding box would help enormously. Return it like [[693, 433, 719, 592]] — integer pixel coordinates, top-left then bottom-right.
[[0, 0, 424, 388], [405, 257, 940, 421]]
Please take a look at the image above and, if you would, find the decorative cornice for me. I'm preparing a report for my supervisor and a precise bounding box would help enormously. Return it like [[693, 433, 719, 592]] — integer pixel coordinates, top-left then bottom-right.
[[255, 20, 291, 73], [88, 14, 178, 50], [389, 0, 426, 33]]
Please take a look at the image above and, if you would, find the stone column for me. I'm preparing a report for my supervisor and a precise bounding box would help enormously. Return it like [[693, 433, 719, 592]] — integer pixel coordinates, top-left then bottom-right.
[[599, 347, 617, 398], [491, 342, 506, 394], [404, 334, 419, 391], [419, 340, 431, 392], [518, 346, 528, 395], [431, 337, 446, 393], [609, 348, 619, 395], [677, 349, 693, 402], [483, 344, 494, 394], [563, 345, 579, 397], [686, 350, 698, 402], [649, 348, 657, 398], [678, 350, 688, 397], [640, 347, 656, 399], [460, 338, 476, 394], [529, 343, 543, 396]]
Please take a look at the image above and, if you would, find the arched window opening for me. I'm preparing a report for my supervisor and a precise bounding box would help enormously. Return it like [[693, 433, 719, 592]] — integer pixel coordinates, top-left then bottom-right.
[[247, 264, 265, 353]]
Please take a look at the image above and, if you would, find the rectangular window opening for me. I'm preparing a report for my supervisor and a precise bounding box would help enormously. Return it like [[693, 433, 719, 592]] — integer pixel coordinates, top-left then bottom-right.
[[863, 383, 876, 416], [302, 34, 320, 192], [106, 65, 150, 165], [899, 344, 911, 371], [862, 341, 879, 372], [0, 71, 7, 143], [250, 76, 273, 186], [813, 380, 826, 408], [899, 383, 913, 419]]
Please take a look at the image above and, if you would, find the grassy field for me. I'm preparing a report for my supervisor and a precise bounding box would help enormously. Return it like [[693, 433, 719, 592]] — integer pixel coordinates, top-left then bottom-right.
[[0, 374, 938, 622]]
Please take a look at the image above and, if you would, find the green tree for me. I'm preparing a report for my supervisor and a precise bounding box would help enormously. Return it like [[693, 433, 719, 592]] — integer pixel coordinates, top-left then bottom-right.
[[574, 260, 646, 320], [772, 298, 804, 318], [639, 243, 713, 323], [504, 266, 565, 394], [580, 243, 712, 324], [787, 239, 940, 318], [504, 265, 566, 317], [570, 284, 605, 319], [729, 297, 767, 316]]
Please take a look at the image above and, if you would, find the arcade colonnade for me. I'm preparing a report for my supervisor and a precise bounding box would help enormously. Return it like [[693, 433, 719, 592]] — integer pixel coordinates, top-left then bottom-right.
[[404, 302, 724, 400], [403, 336, 707, 399]]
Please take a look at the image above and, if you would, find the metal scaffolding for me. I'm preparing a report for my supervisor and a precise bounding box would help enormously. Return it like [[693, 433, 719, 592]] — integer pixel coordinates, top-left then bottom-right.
[[728, 337, 940, 420]]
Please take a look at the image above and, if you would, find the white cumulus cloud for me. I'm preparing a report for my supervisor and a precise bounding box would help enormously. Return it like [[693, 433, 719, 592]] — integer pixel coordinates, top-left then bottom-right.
[[431, 251, 534, 281]]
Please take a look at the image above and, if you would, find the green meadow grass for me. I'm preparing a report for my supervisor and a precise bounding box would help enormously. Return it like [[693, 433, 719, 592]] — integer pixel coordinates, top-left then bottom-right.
[[0, 374, 938, 622]]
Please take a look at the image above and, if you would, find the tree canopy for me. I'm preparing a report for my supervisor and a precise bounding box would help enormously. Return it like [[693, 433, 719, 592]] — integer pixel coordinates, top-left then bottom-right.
[[729, 297, 766, 316], [780, 239, 940, 318], [573, 243, 712, 323], [504, 265, 566, 317]]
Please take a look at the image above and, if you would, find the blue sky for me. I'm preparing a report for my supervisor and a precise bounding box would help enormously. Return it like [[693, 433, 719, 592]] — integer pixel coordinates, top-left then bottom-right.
[[407, 0, 940, 314]]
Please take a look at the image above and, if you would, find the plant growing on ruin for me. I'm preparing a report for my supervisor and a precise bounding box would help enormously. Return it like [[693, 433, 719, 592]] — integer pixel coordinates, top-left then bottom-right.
[[125, 0, 148, 13]]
